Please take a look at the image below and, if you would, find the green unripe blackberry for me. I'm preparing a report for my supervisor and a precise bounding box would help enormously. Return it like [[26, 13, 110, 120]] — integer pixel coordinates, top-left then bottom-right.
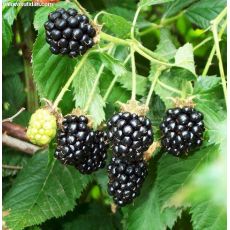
[[27, 109, 57, 146]]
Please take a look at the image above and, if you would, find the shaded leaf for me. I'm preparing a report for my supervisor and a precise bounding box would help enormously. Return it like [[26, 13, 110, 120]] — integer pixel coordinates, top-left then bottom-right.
[[3, 150, 91, 230], [101, 12, 132, 38], [72, 59, 105, 127], [138, 0, 174, 8], [185, 0, 226, 29], [3, 18, 13, 56]]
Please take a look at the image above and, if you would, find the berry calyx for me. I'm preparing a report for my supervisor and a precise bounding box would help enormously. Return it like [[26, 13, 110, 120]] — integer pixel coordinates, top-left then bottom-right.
[[26, 108, 57, 146], [44, 8, 97, 58], [160, 106, 205, 156]]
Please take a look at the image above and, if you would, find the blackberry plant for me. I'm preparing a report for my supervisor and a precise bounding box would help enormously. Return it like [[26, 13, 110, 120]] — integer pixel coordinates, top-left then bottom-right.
[[2, 0, 226, 230]]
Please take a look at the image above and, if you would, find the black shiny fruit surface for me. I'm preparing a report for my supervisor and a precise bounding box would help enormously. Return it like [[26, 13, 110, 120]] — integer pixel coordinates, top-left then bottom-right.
[[160, 107, 205, 156], [44, 8, 96, 57]]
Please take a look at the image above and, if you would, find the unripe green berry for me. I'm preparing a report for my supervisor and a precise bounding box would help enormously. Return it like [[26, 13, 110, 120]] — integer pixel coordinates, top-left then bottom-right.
[[27, 109, 57, 146]]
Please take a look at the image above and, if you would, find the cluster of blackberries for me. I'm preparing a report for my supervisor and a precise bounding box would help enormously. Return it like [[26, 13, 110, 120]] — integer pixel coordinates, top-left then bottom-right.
[[160, 107, 205, 156], [44, 8, 96, 58], [108, 157, 147, 207], [54, 115, 108, 174], [107, 112, 153, 206]]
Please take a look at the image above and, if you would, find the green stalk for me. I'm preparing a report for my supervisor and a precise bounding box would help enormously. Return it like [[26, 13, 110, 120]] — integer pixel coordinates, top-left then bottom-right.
[[145, 66, 165, 107], [53, 53, 89, 108], [130, 46, 137, 100]]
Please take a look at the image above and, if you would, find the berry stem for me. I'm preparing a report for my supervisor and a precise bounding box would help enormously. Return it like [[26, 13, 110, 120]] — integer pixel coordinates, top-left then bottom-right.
[[145, 66, 165, 107], [103, 54, 131, 102], [83, 64, 105, 113], [193, 36, 212, 51], [53, 53, 89, 108], [157, 79, 183, 95], [145, 66, 166, 107], [130, 46, 137, 101], [202, 10, 227, 77], [211, 19, 227, 104], [131, 7, 141, 39]]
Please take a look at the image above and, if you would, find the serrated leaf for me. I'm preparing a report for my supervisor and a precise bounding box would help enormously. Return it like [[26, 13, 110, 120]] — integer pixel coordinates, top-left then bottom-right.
[[72, 59, 105, 127], [98, 53, 127, 77], [61, 202, 122, 230], [3, 147, 30, 177], [163, 0, 197, 18], [155, 28, 177, 60], [193, 76, 226, 155], [34, 2, 76, 31], [156, 144, 219, 208], [138, 0, 174, 8], [125, 162, 181, 230], [3, 150, 91, 230], [101, 12, 132, 38], [185, 0, 226, 29], [3, 18, 13, 56], [32, 29, 77, 100], [174, 43, 196, 76]]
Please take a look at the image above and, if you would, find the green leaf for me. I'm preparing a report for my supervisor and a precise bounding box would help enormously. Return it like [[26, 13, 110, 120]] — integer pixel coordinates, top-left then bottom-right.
[[125, 162, 181, 230], [61, 202, 122, 230], [193, 76, 226, 154], [174, 43, 196, 76], [190, 199, 226, 230], [155, 28, 177, 60], [2, 147, 30, 177], [163, 0, 197, 18], [3, 75, 26, 113], [3, 150, 92, 230], [34, 2, 76, 31], [98, 53, 127, 77], [3, 18, 13, 56], [101, 12, 132, 38], [3, 47, 24, 75], [156, 144, 219, 208], [138, 0, 174, 8], [32, 30, 77, 100], [98, 52, 148, 96], [3, 5, 17, 25], [72, 59, 105, 127], [185, 0, 226, 29]]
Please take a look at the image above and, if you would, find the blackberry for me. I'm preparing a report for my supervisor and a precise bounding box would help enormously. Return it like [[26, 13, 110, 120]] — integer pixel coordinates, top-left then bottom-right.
[[107, 112, 153, 161], [26, 108, 57, 146], [54, 114, 108, 174], [160, 107, 205, 156], [54, 114, 92, 165], [107, 157, 147, 206], [76, 131, 109, 174], [44, 8, 96, 57]]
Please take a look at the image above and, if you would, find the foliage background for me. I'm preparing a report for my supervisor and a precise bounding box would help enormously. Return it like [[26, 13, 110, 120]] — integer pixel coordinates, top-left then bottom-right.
[[2, 0, 227, 229]]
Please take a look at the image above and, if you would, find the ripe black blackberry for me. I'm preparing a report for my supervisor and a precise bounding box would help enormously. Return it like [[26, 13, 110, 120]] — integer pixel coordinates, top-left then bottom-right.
[[75, 131, 109, 174], [107, 112, 153, 161], [107, 157, 147, 207], [160, 107, 205, 156], [44, 8, 96, 58], [54, 114, 92, 165]]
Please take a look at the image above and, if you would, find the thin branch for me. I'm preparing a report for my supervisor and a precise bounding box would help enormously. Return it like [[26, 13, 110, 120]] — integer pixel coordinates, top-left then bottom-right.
[[2, 164, 23, 170], [2, 108, 25, 123], [2, 122, 28, 141], [2, 133, 41, 155], [130, 46, 137, 100]]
